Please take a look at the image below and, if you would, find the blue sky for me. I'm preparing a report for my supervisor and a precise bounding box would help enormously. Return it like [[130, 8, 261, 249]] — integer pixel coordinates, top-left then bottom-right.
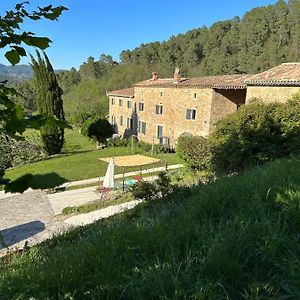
[[0, 0, 278, 70]]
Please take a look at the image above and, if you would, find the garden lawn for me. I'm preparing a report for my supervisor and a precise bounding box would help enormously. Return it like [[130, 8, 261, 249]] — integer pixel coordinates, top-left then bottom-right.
[[2, 155, 300, 298], [5, 128, 182, 182], [4, 147, 182, 182]]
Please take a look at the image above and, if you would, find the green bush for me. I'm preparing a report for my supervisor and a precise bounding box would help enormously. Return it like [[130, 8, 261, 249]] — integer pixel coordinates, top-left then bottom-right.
[[137, 141, 165, 154], [0, 134, 42, 172], [0, 135, 13, 172], [81, 118, 113, 145], [131, 180, 158, 200], [210, 100, 300, 173], [107, 137, 128, 147], [176, 135, 211, 171], [156, 171, 173, 197], [107, 137, 165, 154]]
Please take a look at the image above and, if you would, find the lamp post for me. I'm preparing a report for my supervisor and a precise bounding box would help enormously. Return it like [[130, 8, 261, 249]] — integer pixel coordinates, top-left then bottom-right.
[[131, 134, 138, 154]]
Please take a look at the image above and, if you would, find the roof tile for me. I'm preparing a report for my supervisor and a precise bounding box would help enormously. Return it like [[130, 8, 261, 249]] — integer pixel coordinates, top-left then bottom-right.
[[135, 74, 252, 89], [106, 87, 134, 97], [245, 63, 300, 86]]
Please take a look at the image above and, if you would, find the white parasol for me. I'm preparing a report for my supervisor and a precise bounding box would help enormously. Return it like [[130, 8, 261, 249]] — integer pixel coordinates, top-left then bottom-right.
[[103, 158, 115, 189]]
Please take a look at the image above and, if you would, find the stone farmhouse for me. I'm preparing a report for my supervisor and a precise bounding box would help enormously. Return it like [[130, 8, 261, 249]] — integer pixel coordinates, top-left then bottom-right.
[[107, 63, 300, 148]]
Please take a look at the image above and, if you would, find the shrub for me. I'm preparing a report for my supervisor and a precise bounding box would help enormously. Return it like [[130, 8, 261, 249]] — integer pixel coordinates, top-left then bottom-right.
[[81, 118, 113, 146], [176, 135, 211, 171], [0, 134, 13, 172], [131, 180, 158, 200], [107, 137, 166, 154], [137, 141, 165, 154], [0, 134, 43, 173], [210, 100, 300, 173], [107, 137, 128, 147], [156, 171, 173, 197]]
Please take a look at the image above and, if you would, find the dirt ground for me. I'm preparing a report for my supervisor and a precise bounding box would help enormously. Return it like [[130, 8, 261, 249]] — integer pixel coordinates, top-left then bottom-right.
[[99, 154, 160, 167]]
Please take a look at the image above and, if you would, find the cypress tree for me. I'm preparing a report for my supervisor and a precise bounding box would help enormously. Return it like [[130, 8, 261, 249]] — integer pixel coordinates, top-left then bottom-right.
[[31, 51, 65, 155]]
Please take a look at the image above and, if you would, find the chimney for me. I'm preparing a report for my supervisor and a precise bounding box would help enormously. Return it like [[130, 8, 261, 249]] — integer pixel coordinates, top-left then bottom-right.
[[173, 67, 181, 83], [152, 72, 159, 81]]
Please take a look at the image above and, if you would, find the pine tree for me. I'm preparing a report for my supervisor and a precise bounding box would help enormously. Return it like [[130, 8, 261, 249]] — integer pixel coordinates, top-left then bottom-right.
[[31, 51, 65, 155]]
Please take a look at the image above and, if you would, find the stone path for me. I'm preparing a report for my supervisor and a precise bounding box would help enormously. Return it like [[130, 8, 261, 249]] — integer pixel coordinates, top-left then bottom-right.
[[0, 190, 54, 250], [0, 196, 142, 257], [48, 186, 100, 215]]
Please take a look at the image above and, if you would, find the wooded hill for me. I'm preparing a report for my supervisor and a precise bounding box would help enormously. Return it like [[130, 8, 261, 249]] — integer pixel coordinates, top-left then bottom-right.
[[17, 0, 300, 123]]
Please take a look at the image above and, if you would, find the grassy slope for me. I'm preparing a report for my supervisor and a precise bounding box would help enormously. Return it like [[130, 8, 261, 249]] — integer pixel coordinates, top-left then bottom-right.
[[5, 129, 182, 182], [1, 155, 300, 298]]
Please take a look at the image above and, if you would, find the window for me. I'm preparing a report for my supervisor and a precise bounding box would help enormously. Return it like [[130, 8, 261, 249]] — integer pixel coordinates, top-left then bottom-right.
[[138, 121, 146, 134], [138, 102, 144, 111], [186, 109, 196, 120], [127, 117, 133, 130], [111, 98, 115, 105], [193, 93, 197, 99], [119, 99, 122, 106], [127, 100, 132, 109], [155, 104, 163, 115], [157, 125, 163, 138], [120, 115, 123, 126], [111, 116, 116, 125], [160, 91, 163, 97]]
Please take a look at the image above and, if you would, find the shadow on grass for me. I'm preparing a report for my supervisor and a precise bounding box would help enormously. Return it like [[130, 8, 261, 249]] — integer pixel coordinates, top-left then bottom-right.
[[0, 221, 46, 249]]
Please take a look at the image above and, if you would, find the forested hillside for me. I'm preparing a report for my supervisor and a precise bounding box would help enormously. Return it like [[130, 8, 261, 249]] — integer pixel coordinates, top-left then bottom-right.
[[16, 0, 300, 123]]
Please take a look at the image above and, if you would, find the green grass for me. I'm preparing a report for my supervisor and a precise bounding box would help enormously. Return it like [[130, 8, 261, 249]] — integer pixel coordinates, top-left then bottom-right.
[[62, 191, 134, 215], [5, 128, 182, 182], [2, 155, 300, 298], [5, 148, 181, 182], [24, 128, 95, 153]]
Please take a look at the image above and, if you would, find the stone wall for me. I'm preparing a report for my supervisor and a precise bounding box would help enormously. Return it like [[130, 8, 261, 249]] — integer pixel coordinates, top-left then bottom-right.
[[108, 95, 135, 137], [246, 86, 300, 104], [108, 86, 250, 146], [209, 89, 246, 132], [134, 86, 213, 146]]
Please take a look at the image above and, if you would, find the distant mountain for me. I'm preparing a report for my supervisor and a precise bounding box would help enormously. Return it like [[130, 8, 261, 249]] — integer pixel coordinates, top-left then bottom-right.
[[0, 63, 33, 82], [0, 64, 67, 82]]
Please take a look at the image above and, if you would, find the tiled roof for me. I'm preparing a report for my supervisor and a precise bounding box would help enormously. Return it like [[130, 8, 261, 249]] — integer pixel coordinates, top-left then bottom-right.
[[245, 63, 300, 86], [107, 87, 134, 97], [135, 74, 252, 89]]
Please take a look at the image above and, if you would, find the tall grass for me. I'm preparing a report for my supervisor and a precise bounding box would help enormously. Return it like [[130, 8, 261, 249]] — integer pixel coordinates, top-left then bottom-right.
[[1, 155, 300, 298]]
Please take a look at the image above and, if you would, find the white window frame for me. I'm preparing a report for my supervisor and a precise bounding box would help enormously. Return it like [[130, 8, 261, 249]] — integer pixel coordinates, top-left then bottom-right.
[[138, 102, 144, 111], [157, 125, 163, 138], [186, 108, 196, 120], [155, 104, 163, 115]]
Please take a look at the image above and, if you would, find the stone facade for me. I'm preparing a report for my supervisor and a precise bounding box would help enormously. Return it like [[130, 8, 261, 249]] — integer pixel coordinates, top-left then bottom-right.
[[108, 82, 247, 147], [134, 86, 213, 146], [209, 89, 246, 132], [108, 90, 135, 138], [246, 86, 300, 103]]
